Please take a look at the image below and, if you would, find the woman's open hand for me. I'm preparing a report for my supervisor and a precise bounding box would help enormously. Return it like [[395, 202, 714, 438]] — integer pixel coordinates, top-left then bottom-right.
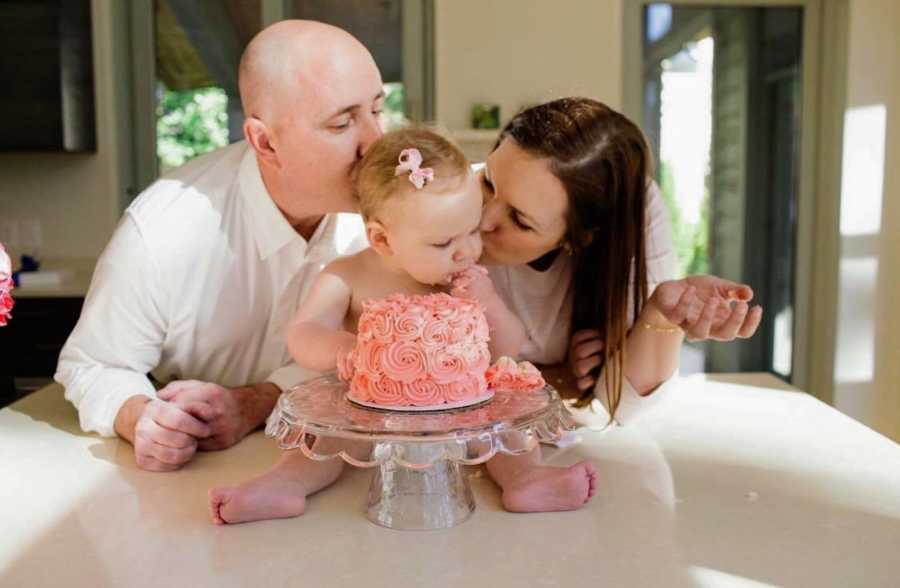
[[646, 275, 763, 342]]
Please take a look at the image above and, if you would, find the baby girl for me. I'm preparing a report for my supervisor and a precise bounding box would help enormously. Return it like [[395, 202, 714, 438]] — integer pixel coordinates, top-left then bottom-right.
[[208, 128, 596, 524]]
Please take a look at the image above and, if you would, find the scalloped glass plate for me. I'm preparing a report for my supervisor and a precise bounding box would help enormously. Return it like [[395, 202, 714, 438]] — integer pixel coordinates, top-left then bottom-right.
[[265, 374, 577, 468]]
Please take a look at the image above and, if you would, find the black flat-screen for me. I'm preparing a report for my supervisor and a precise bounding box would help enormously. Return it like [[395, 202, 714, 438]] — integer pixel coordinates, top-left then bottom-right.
[[0, 0, 95, 152]]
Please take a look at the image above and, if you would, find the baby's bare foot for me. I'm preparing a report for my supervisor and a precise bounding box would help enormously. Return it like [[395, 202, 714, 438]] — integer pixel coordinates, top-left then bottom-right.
[[500, 461, 597, 513], [208, 473, 307, 525]]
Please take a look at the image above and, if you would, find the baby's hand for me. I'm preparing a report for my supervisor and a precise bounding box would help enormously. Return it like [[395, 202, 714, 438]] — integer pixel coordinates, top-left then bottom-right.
[[450, 265, 496, 304]]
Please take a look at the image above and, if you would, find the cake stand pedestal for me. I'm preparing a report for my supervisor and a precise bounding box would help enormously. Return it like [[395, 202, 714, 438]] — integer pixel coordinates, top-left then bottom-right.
[[265, 375, 577, 531]]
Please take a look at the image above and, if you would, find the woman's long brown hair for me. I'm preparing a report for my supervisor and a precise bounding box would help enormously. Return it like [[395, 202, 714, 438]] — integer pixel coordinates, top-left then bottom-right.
[[498, 97, 651, 418]]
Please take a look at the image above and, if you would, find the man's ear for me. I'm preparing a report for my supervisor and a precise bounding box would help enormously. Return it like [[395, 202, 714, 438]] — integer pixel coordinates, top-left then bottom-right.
[[244, 117, 280, 168], [366, 220, 393, 256]]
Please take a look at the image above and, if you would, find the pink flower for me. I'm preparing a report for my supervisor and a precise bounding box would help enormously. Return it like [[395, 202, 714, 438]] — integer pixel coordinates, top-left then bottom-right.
[[0, 291, 13, 327], [0, 243, 12, 327], [0, 243, 10, 280]]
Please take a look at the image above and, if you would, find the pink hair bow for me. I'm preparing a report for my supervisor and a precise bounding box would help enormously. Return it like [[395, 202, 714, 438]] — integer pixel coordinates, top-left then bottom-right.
[[395, 148, 434, 190]]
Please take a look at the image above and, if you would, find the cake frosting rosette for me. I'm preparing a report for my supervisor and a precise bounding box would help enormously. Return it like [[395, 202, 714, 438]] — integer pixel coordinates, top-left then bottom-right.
[[342, 292, 545, 410], [485, 356, 546, 391]]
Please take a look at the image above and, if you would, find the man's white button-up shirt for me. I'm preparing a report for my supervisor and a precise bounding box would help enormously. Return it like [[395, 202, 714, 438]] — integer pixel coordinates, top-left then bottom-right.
[[55, 142, 367, 436]]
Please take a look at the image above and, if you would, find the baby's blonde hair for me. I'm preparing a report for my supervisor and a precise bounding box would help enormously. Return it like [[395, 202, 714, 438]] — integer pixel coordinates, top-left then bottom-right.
[[355, 128, 470, 219]]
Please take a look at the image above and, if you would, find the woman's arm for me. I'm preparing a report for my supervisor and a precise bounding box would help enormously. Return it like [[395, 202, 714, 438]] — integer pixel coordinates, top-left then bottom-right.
[[286, 270, 357, 372], [626, 277, 762, 394]]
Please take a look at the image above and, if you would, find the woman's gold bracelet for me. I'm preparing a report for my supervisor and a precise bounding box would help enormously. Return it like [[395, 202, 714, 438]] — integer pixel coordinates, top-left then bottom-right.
[[640, 320, 682, 334]]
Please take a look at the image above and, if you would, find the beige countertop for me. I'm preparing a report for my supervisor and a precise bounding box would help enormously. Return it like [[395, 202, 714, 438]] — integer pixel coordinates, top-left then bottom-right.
[[2, 374, 899, 587], [10, 257, 95, 299]]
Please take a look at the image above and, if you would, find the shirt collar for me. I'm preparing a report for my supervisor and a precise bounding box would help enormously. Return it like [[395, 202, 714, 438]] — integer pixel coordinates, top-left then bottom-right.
[[238, 145, 306, 261]]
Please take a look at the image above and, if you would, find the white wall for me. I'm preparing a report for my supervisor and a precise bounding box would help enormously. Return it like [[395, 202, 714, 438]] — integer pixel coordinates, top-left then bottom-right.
[[434, 0, 623, 130], [834, 0, 900, 441], [0, 0, 130, 260]]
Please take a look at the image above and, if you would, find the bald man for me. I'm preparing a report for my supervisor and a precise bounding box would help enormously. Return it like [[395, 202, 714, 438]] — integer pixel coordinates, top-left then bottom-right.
[[55, 21, 384, 471]]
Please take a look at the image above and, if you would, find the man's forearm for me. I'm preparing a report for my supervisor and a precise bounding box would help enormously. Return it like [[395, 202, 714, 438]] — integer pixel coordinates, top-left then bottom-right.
[[113, 394, 152, 443], [234, 382, 282, 433]]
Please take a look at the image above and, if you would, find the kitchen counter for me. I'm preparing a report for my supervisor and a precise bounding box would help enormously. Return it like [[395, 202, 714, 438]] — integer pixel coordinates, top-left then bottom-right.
[[11, 257, 95, 299], [2, 374, 899, 587]]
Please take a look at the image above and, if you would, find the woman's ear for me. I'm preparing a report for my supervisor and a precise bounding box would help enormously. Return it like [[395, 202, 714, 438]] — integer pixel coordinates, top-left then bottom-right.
[[366, 220, 394, 256], [244, 117, 281, 169]]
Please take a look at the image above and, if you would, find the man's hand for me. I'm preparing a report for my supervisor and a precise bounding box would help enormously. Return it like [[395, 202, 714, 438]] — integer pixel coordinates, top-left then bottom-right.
[[157, 380, 280, 451], [157, 381, 246, 451], [115, 394, 214, 472]]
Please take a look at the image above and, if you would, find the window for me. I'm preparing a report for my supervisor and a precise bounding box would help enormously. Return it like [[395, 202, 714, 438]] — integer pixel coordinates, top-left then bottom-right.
[[640, 4, 804, 379], [133, 1, 432, 186]]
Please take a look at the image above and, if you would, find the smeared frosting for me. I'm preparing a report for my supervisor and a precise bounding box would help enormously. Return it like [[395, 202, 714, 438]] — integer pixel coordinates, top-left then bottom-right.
[[485, 356, 546, 392]]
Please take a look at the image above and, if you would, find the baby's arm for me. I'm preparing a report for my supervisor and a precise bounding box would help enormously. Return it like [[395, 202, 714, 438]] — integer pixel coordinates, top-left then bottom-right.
[[451, 268, 526, 359], [286, 267, 356, 373]]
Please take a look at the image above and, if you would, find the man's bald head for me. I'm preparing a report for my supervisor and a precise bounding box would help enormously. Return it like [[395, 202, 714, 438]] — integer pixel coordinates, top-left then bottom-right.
[[238, 19, 385, 222], [238, 20, 374, 122]]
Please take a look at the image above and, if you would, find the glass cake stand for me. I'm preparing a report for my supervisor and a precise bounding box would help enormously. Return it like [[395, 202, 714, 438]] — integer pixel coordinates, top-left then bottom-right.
[[265, 375, 577, 530]]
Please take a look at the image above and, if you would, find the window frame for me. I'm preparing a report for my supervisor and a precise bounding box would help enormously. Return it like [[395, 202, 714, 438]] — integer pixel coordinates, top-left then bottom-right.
[[126, 0, 434, 196]]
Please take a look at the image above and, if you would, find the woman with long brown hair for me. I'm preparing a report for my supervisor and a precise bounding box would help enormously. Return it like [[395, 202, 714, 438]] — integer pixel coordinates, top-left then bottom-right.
[[478, 97, 762, 419]]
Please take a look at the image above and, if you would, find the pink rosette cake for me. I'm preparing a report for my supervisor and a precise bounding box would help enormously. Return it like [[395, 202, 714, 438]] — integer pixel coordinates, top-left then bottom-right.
[[344, 293, 492, 410], [341, 293, 546, 411]]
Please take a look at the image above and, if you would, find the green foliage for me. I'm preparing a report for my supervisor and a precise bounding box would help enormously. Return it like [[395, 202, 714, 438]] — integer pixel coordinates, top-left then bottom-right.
[[155, 83, 410, 172], [157, 86, 229, 172], [658, 161, 709, 278], [382, 82, 408, 130]]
